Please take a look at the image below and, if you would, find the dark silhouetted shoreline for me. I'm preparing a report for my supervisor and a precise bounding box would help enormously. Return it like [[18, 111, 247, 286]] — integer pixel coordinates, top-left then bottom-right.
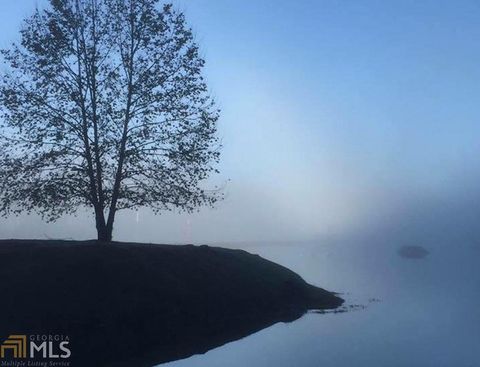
[[0, 240, 343, 366]]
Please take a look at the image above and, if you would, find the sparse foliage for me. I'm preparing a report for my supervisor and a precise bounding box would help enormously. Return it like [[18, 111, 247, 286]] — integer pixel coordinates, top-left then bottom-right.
[[0, 0, 221, 241]]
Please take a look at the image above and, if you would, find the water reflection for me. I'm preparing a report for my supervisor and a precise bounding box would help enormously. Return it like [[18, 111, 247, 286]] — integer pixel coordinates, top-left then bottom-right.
[[163, 241, 479, 367]]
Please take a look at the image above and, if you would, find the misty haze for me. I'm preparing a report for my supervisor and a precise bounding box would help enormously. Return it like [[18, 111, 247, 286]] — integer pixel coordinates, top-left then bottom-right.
[[0, 1, 479, 367]]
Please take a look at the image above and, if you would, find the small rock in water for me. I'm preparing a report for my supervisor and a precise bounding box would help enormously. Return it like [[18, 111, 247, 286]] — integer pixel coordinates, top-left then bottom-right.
[[397, 245, 429, 259]]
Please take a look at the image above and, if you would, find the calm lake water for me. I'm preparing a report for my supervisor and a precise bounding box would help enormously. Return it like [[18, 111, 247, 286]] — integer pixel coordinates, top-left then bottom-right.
[[161, 240, 479, 367]]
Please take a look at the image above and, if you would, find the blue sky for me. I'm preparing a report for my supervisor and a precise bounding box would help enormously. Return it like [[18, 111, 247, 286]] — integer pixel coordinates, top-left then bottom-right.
[[0, 0, 479, 243]]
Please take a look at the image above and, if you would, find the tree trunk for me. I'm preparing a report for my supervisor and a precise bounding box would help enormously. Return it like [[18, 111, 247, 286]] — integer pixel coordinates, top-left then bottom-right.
[[97, 227, 112, 242], [96, 223, 113, 242], [95, 207, 112, 242]]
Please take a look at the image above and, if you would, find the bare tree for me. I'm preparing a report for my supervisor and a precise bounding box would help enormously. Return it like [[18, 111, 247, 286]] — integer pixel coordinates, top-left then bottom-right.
[[0, 0, 221, 241]]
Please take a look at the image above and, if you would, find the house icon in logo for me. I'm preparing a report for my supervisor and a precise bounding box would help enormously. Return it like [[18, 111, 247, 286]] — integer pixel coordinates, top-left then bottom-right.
[[1, 335, 27, 359]]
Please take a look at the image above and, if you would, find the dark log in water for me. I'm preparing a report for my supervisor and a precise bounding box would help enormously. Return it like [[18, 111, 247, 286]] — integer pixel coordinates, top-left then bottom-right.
[[398, 245, 430, 259]]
